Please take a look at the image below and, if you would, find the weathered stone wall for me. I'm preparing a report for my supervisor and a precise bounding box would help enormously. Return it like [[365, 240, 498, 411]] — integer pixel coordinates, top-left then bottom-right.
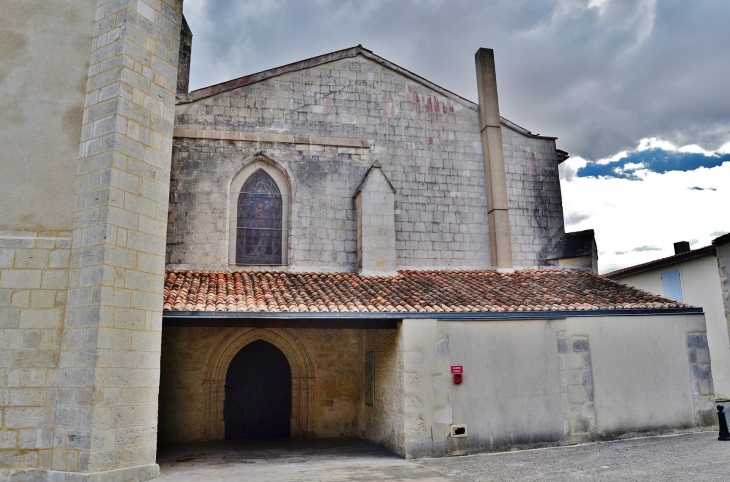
[[52, 0, 183, 477], [716, 241, 730, 397], [168, 54, 567, 271], [502, 128, 565, 267], [0, 3, 94, 471], [0, 232, 71, 473], [719, 243, 730, 318], [176, 16, 192, 95], [355, 165, 397, 275], [159, 327, 376, 443], [400, 319, 455, 458], [557, 332, 596, 441], [2, 1, 184, 478], [0, 0, 95, 234], [358, 328, 404, 456]]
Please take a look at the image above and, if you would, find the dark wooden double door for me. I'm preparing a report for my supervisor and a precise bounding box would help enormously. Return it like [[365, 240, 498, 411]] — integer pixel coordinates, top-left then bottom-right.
[[224, 340, 292, 439]]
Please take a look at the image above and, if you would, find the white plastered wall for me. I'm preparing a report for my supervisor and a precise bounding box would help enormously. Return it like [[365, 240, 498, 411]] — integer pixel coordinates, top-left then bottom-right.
[[615, 255, 730, 399], [399, 312, 712, 458], [567, 314, 707, 433]]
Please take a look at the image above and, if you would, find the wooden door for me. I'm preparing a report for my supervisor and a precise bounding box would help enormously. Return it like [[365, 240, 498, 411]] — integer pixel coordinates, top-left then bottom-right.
[[224, 340, 292, 439]]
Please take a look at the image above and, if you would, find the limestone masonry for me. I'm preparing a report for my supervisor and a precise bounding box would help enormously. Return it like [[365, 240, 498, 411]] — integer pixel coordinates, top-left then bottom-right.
[[0, 3, 717, 481]]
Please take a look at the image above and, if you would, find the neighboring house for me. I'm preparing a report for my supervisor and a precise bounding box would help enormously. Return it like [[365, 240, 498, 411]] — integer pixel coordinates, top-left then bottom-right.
[[606, 236, 730, 402], [0, 3, 717, 480]]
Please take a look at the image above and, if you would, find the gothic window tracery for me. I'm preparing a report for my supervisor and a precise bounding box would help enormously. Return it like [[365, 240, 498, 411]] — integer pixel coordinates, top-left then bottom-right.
[[236, 170, 283, 265]]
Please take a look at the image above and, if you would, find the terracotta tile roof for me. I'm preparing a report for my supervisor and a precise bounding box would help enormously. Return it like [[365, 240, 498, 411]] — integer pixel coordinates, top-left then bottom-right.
[[604, 245, 715, 279], [163, 269, 685, 314]]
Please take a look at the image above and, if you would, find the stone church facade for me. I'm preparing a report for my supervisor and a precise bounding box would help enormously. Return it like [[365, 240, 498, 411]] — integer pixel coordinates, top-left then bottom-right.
[[0, 2, 715, 481], [168, 46, 573, 272]]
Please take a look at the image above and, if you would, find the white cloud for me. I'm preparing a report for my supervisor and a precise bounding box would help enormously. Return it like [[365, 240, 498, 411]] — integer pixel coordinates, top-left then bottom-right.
[[181, 2, 729, 276], [561, 139, 730, 273]]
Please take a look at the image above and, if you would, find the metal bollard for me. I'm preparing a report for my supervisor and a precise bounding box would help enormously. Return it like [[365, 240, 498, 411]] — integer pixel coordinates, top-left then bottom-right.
[[719, 405, 730, 441]]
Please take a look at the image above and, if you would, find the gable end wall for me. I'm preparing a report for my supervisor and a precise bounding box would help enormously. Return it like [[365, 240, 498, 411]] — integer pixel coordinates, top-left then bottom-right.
[[167, 55, 565, 271]]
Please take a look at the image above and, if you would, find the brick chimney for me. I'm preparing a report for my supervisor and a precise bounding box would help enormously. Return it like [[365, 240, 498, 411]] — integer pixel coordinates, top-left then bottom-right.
[[674, 241, 691, 255]]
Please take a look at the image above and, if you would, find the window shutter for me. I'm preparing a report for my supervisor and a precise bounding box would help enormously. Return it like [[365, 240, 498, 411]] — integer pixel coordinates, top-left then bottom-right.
[[661, 269, 683, 302]]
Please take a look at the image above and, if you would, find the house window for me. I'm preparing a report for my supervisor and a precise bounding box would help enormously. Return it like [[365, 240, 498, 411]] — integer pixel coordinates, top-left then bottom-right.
[[365, 351, 375, 406], [236, 170, 283, 265], [661, 269, 683, 302]]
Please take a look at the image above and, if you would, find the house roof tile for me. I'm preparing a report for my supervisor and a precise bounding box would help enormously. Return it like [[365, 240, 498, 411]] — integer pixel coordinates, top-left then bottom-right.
[[163, 269, 684, 314], [604, 245, 715, 279]]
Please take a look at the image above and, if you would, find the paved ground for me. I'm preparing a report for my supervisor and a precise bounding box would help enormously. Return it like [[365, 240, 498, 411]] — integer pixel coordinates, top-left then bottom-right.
[[421, 431, 729, 481], [156, 439, 457, 481], [156, 431, 729, 481]]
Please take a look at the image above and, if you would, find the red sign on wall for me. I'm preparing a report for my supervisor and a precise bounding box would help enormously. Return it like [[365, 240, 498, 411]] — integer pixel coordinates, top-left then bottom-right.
[[451, 366, 463, 374]]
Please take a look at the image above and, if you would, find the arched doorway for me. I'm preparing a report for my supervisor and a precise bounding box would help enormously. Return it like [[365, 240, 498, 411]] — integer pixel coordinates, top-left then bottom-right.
[[224, 340, 292, 439], [202, 328, 314, 440]]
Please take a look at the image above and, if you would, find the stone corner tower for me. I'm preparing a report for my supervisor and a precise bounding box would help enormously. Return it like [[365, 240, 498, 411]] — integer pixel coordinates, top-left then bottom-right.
[[0, 1, 185, 480]]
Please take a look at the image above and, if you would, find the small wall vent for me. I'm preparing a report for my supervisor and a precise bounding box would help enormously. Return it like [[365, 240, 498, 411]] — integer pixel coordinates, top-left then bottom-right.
[[450, 424, 467, 438]]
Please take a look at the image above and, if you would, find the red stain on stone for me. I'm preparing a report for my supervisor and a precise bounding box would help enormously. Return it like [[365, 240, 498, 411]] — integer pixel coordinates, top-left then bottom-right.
[[406, 83, 455, 115], [407, 84, 419, 103], [381, 103, 396, 118]]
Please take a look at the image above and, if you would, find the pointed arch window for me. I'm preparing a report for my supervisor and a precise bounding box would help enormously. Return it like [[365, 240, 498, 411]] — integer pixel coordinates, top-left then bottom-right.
[[236, 170, 283, 265]]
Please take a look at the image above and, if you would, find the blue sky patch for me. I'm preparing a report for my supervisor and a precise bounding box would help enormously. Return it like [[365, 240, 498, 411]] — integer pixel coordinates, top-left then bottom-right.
[[577, 149, 730, 180]]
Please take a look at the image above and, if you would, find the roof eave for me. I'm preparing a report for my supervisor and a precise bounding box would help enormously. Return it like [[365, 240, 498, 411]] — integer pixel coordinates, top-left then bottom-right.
[[605, 246, 716, 279], [163, 307, 702, 321], [713, 232, 730, 246]]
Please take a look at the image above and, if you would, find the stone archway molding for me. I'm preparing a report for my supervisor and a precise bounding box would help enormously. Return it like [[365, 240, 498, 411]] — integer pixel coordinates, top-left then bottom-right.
[[227, 153, 294, 266], [202, 328, 315, 439]]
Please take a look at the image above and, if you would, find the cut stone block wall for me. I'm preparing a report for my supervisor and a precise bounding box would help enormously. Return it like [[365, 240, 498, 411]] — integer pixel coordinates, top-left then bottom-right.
[[358, 328, 404, 456], [1, 0, 184, 478], [158, 327, 375, 442], [0, 231, 71, 473], [716, 241, 730, 396], [502, 128, 566, 267], [168, 54, 568, 271], [400, 319, 455, 458], [571, 314, 711, 436], [355, 165, 397, 275], [557, 332, 596, 441], [686, 332, 715, 425], [52, 0, 183, 478]]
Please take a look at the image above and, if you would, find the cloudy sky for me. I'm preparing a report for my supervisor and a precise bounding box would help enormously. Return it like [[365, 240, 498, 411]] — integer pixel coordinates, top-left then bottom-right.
[[182, 0, 730, 273]]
